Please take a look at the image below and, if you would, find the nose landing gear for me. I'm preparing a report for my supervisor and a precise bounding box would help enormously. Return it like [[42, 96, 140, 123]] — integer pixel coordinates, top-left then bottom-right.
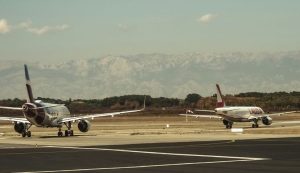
[[252, 119, 259, 128], [58, 128, 63, 137]]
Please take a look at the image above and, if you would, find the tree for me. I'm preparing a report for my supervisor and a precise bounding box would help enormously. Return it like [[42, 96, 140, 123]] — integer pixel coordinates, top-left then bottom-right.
[[185, 93, 201, 106]]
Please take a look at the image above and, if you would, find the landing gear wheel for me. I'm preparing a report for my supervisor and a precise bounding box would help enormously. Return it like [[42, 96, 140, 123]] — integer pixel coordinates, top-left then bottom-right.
[[58, 131, 63, 137], [27, 131, 31, 137], [70, 130, 74, 136], [226, 123, 233, 129], [252, 124, 259, 128], [63, 122, 74, 137], [22, 131, 26, 137], [65, 130, 69, 137], [20, 123, 32, 138]]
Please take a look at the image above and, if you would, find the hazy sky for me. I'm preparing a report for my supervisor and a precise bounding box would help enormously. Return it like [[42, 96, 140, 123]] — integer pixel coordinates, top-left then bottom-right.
[[0, 0, 299, 63]]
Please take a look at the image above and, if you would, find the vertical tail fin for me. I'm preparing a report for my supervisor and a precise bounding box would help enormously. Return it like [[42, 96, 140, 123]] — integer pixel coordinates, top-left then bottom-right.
[[24, 64, 34, 103], [216, 84, 225, 108]]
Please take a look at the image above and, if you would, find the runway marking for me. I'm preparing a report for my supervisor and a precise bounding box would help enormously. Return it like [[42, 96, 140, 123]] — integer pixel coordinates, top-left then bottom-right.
[[125, 140, 234, 150], [13, 146, 269, 173], [15, 159, 259, 173], [0, 150, 89, 155], [43, 145, 268, 161]]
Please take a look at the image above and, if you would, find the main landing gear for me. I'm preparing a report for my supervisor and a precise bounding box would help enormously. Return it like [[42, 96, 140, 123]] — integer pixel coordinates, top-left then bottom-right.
[[223, 119, 233, 129], [57, 121, 74, 137], [58, 128, 63, 137], [226, 122, 233, 129], [22, 124, 32, 137], [252, 119, 259, 128]]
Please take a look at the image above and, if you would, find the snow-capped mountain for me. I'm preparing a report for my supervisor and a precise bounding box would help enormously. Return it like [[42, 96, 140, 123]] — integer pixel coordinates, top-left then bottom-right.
[[0, 51, 299, 99]]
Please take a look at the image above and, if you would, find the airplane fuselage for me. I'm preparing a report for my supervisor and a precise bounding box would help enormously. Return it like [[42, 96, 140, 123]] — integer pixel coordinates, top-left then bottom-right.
[[23, 100, 70, 127], [215, 106, 264, 122]]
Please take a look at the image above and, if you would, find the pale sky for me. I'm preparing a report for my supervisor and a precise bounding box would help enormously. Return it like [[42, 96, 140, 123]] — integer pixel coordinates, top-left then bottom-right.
[[0, 0, 299, 63]]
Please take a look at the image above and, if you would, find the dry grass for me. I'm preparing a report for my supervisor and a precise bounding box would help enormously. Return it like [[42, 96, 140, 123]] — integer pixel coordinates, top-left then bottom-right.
[[1, 113, 300, 136]]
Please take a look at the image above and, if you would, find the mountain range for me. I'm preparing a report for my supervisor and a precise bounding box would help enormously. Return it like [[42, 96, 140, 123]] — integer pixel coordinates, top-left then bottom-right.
[[0, 51, 299, 99]]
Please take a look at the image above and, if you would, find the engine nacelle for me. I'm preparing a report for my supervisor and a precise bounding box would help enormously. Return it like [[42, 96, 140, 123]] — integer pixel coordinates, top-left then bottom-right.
[[78, 120, 91, 132], [223, 119, 229, 126], [14, 122, 26, 134], [22, 103, 38, 117], [262, 116, 272, 125]]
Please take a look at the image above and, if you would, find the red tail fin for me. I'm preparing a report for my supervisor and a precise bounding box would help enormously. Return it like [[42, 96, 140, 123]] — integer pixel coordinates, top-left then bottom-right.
[[216, 84, 225, 108]]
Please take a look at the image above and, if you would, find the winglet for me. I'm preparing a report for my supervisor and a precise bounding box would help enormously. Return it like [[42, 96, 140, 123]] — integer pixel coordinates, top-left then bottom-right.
[[216, 84, 225, 108], [24, 64, 34, 103]]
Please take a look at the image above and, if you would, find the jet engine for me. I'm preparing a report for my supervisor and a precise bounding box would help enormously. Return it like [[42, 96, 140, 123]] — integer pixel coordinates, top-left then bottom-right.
[[22, 103, 38, 117], [78, 120, 91, 132], [262, 116, 272, 125], [14, 122, 26, 134]]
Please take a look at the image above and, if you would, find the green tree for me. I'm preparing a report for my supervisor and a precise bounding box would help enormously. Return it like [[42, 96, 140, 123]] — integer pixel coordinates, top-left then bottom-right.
[[185, 93, 201, 106]]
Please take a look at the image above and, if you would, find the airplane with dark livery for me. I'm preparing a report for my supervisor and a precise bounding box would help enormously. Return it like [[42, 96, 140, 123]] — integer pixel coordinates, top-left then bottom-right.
[[0, 65, 145, 137]]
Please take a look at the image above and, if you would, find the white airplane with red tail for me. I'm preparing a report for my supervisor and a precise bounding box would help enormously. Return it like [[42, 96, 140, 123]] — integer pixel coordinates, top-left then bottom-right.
[[181, 84, 296, 129]]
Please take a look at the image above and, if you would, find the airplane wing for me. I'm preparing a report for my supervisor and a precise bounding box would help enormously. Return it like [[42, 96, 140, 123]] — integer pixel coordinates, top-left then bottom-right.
[[266, 111, 298, 116], [0, 107, 30, 123], [179, 114, 222, 119], [256, 111, 298, 118], [60, 108, 144, 123], [0, 117, 30, 123], [59, 96, 146, 123]]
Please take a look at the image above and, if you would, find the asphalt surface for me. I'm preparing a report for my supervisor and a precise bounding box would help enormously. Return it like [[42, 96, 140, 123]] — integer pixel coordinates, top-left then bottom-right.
[[0, 137, 300, 173]]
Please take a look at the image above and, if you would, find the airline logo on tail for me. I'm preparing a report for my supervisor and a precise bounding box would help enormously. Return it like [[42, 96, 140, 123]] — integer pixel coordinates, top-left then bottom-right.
[[216, 84, 225, 108]]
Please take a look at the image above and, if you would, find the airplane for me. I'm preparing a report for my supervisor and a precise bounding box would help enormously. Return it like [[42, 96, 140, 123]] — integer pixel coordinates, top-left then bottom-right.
[[0, 65, 145, 137], [180, 84, 296, 129]]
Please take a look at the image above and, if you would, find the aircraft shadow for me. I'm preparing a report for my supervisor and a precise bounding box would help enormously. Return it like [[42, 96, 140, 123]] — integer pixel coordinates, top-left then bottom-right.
[[39, 134, 95, 138]]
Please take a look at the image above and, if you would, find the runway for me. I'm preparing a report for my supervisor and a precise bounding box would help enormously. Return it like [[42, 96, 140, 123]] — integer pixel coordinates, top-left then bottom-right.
[[0, 137, 299, 173]]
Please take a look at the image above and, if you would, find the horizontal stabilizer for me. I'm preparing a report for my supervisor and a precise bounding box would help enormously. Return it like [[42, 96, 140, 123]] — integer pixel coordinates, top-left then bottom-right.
[[0, 106, 23, 110], [31, 104, 65, 110], [195, 109, 216, 113]]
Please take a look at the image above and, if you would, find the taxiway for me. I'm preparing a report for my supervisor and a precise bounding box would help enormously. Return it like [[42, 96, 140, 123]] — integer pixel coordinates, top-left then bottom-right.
[[0, 137, 299, 173]]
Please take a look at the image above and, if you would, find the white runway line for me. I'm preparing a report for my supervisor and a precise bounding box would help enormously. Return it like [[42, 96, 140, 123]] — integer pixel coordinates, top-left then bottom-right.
[[43, 145, 268, 161], [14, 145, 269, 173], [125, 140, 234, 150], [15, 159, 257, 173]]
